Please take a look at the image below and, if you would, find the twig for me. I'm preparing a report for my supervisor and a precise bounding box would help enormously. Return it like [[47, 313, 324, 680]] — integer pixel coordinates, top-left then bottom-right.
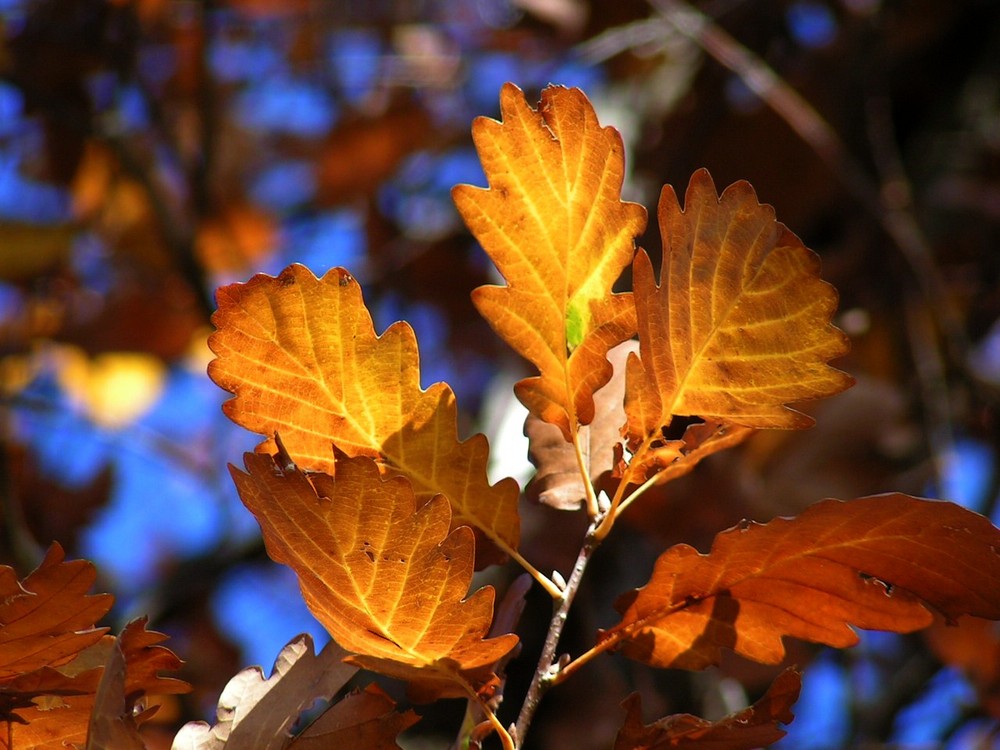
[[513, 522, 599, 746]]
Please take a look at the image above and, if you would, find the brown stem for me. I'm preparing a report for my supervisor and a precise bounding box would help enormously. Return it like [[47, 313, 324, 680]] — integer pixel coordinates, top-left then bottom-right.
[[513, 522, 599, 747]]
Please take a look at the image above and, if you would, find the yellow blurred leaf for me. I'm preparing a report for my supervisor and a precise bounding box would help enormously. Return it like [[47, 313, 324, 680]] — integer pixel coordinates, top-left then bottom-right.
[[56, 346, 167, 429]]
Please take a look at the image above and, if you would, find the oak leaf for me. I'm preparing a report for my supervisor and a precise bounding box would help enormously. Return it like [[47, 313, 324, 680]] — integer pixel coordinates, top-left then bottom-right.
[[171, 635, 360, 750], [453, 83, 646, 439], [625, 170, 852, 475], [613, 668, 801, 750], [230, 449, 518, 700], [0, 549, 187, 750], [288, 684, 417, 750], [601, 494, 1000, 670], [208, 263, 519, 566], [0, 544, 112, 681]]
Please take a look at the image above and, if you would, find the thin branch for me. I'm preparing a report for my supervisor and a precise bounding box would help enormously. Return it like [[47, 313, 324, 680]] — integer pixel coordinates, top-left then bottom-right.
[[513, 521, 600, 747]]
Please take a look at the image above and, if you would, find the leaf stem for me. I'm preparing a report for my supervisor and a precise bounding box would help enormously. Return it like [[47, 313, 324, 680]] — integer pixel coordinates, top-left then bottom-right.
[[593, 435, 656, 542], [513, 521, 599, 746], [462, 683, 515, 750], [571, 427, 600, 517], [505, 546, 563, 599], [548, 635, 617, 687]]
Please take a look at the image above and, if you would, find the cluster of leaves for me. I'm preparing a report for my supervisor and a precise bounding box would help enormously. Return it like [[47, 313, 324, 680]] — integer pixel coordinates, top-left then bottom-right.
[[201, 84, 1000, 749], [6, 79, 1000, 750], [4, 1, 1000, 748]]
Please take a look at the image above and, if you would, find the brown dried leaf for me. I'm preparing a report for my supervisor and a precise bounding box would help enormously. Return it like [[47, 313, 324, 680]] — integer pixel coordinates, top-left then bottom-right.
[[170, 634, 358, 750], [289, 684, 418, 750], [613, 668, 801, 750], [526, 340, 637, 510]]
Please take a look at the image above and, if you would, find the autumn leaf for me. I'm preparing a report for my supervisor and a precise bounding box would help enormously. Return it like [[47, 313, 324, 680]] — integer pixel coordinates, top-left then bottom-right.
[[453, 83, 646, 439], [613, 668, 801, 750], [0, 544, 112, 681], [208, 263, 519, 566], [171, 635, 360, 750], [0, 550, 187, 750], [289, 684, 417, 750], [601, 494, 1000, 670], [230, 449, 518, 700], [86, 639, 144, 750], [624, 170, 853, 475]]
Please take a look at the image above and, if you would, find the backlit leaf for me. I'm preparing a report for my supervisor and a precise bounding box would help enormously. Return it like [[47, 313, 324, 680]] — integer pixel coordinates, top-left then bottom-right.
[[230, 449, 518, 700], [453, 83, 646, 439], [601, 494, 1000, 670], [208, 263, 519, 566], [625, 170, 852, 469], [613, 668, 800, 750]]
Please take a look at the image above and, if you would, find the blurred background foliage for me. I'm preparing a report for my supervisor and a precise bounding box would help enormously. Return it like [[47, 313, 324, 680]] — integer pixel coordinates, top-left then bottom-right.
[[1, 0, 1000, 747]]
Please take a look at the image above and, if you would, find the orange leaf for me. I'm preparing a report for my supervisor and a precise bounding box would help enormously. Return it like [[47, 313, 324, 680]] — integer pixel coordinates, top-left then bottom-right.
[[602, 494, 1000, 670], [0, 544, 112, 680], [0, 556, 186, 750], [208, 263, 519, 566], [230, 449, 518, 700], [453, 83, 646, 439], [625, 170, 852, 467], [613, 668, 800, 750]]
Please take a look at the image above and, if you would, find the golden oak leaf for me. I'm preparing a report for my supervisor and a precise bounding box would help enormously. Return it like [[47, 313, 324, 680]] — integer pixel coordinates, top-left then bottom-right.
[[625, 170, 853, 469], [601, 494, 1000, 670], [453, 83, 646, 439], [613, 668, 800, 750], [0, 544, 112, 681], [208, 263, 519, 566], [230, 449, 518, 700]]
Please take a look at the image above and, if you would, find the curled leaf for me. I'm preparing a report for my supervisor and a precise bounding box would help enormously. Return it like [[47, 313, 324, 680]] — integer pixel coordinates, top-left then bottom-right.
[[170, 635, 358, 750], [613, 668, 801, 750]]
